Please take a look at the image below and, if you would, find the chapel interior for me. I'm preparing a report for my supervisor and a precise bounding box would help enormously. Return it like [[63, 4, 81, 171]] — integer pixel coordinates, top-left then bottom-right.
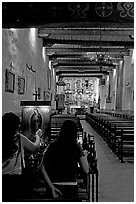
[[2, 2, 134, 202]]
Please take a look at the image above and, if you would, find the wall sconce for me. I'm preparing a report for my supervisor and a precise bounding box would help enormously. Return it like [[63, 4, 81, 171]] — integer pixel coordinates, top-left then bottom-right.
[[99, 79, 105, 86], [129, 35, 134, 40], [112, 91, 115, 95], [125, 81, 132, 87], [9, 62, 13, 71], [56, 78, 66, 86], [106, 97, 111, 103]]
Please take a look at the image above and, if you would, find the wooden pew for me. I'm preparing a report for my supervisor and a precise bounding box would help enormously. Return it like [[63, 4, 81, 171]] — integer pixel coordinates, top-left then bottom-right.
[[117, 128, 134, 163], [100, 110, 134, 121], [51, 114, 83, 141], [86, 112, 134, 163], [81, 131, 99, 202]]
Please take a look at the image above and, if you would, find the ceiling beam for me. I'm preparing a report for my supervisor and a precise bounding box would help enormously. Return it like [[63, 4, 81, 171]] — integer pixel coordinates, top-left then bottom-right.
[[46, 47, 129, 54], [57, 73, 106, 77], [39, 22, 134, 29], [55, 68, 114, 72], [43, 39, 133, 48], [54, 63, 115, 68], [49, 53, 124, 59], [53, 56, 122, 63], [50, 54, 83, 59], [39, 28, 134, 37]]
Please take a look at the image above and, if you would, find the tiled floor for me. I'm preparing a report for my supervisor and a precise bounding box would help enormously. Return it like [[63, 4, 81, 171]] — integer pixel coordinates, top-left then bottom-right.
[[80, 120, 134, 202]]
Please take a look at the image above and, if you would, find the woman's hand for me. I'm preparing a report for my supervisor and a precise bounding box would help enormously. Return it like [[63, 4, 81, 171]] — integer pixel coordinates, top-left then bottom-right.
[[51, 187, 62, 199], [83, 150, 88, 158], [36, 129, 43, 138]]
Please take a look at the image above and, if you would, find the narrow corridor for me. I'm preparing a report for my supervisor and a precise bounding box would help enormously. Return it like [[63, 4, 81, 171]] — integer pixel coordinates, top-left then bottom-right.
[[80, 120, 134, 202]]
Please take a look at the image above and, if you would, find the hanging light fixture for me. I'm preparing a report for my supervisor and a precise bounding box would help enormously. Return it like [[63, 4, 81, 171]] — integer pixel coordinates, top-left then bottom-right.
[[95, 24, 104, 71], [96, 24, 109, 71]]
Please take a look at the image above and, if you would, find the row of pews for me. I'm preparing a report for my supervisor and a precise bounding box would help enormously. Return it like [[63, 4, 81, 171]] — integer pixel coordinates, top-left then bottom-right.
[[50, 114, 83, 141], [79, 131, 99, 202], [86, 112, 134, 163], [99, 109, 134, 121]]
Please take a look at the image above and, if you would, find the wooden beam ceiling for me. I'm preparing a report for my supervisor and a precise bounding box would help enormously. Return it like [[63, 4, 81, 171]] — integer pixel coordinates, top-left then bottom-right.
[[46, 47, 129, 55], [43, 39, 133, 48], [42, 26, 132, 76], [3, 2, 134, 78]]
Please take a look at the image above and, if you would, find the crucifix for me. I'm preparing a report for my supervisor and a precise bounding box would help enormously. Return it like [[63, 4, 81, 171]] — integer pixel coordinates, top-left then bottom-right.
[[33, 91, 39, 101], [32, 69, 40, 101]]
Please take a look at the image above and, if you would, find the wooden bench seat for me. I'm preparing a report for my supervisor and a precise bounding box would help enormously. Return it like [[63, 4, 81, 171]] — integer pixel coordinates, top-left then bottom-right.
[[50, 114, 83, 141], [118, 135, 134, 162], [99, 110, 134, 120], [86, 112, 134, 163]]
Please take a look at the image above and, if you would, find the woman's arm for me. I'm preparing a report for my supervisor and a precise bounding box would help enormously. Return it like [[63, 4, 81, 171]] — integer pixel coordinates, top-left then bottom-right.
[[40, 164, 62, 198], [20, 130, 41, 151], [79, 150, 89, 174]]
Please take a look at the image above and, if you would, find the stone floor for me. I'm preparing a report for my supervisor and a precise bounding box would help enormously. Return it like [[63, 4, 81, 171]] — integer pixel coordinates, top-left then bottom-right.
[[80, 120, 134, 202]]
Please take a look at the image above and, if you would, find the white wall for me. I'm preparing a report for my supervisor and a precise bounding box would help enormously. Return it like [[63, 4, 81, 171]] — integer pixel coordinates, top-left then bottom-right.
[[2, 28, 49, 115], [122, 50, 134, 111]]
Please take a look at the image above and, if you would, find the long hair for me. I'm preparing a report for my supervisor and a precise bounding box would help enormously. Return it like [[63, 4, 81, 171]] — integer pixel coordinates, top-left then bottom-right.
[[58, 120, 77, 144], [2, 112, 20, 160]]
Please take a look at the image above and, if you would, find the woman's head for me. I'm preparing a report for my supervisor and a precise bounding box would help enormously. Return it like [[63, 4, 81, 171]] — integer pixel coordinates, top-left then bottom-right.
[[58, 120, 77, 144], [2, 112, 20, 160]]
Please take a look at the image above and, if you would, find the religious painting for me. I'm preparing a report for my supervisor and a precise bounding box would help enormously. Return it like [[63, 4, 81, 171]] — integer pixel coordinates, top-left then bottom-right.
[[43, 90, 46, 101], [5, 69, 15, 93], [46, 92, 52, 101], [38, 87, 41, 100], [20, 101, 52, 140], [99, 79, 105, 86], [56, 94, 65, 110], [18, 76, 25, 94]]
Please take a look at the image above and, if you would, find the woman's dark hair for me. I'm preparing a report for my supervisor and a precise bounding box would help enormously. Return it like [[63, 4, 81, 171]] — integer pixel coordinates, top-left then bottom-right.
[[2, 112, 20, 160], [58, 120, 77, 144]]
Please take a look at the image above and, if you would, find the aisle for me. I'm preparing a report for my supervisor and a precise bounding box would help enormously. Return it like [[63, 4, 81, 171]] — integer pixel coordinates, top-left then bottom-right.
[[80, 120, 134, 202]]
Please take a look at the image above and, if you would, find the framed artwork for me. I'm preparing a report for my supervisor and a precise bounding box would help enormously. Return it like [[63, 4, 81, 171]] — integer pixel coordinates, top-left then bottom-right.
[[5, 69, 15, 93], [38, 87, 41, 100], [43, 90, 46, 101], [106, 97, 111, 103], [18, 76, 25, 94], [44, 92, 52, 101]]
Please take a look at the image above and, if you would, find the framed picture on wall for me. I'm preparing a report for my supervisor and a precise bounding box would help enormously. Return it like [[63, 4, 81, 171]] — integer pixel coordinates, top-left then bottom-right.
[[5, 69, 15, 93], [18, 76, 25, 94], [38, 87, 41, 100], [43, 90, 46, 101], [47, 92, 52, 101]]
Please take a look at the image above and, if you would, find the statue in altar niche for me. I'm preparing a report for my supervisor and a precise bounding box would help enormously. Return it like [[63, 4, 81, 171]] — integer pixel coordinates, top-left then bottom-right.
[[76, 79, 81, 90]]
